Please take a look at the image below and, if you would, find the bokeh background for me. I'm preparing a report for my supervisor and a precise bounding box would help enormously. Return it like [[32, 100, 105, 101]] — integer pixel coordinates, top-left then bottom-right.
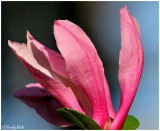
[[2, 1, 159, 130]]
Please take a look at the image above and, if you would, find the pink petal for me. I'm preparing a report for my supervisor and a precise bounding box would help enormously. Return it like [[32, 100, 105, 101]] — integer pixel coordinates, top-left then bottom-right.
[[25, 83, 42, 88], [54, 20, 114, 128], [26, 31, 92, 117], [14, 83, 71, 127], [41, 47, 70, 79], [109, 5, 144, 130], [27, 31, 70, 79], [8, 40, 83, 113]]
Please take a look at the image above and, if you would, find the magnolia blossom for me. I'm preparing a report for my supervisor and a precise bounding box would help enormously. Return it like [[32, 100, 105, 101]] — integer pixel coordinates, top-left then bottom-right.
[[8, 6, 144, 130]]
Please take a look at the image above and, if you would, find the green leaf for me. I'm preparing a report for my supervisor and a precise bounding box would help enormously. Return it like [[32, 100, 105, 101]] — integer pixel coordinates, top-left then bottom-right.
[[56, 107, 101, 130], [122, 115, 140, 130]]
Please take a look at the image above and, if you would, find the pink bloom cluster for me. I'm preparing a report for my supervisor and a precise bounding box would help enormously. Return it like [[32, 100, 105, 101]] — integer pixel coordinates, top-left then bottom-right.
[[8, 6, 144, 130]]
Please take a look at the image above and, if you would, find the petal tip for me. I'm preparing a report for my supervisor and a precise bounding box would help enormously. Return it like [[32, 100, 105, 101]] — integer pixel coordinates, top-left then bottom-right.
[[27, 30, 34, 41], [13, 91, 19, 98], [8, 40, 14, 48], [120, 5, 129, 15], [54, 19, 69, 26], [54, 20, 58, 23], [8, 40, 13, 45], [54, 20, 59, 25], [54, 20, 60, 31], [123, 5, 127, 9]]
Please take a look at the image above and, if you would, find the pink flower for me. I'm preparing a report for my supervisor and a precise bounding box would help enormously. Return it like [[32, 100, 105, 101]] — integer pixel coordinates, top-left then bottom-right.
[[8, 5, 143, 130]]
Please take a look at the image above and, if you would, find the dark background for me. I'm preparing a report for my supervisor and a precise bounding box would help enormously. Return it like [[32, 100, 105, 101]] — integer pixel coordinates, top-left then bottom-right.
[[2, 1, 159, 130]]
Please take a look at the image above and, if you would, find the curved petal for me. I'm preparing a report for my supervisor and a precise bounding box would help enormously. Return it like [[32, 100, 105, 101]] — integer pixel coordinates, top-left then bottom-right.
[[14, 83, 71, 127], [27, 31, 70, 79], [8, 40, 83, 113], [109, 5, 144, 130], [26, 32, 92, 117], [54, 20, 113, 128]]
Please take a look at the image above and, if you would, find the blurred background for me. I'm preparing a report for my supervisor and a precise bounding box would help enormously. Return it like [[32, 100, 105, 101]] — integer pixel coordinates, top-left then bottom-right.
[[2, 1, 159, 130]]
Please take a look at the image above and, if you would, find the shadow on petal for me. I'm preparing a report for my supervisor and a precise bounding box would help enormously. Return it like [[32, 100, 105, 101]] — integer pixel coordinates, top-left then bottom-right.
[[14, 84, 71, 127]]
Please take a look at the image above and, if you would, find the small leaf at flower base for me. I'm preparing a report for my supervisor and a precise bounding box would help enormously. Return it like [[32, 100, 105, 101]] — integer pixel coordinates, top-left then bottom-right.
[[56, 107, 101, 130], [122, 115, 140, 130]]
